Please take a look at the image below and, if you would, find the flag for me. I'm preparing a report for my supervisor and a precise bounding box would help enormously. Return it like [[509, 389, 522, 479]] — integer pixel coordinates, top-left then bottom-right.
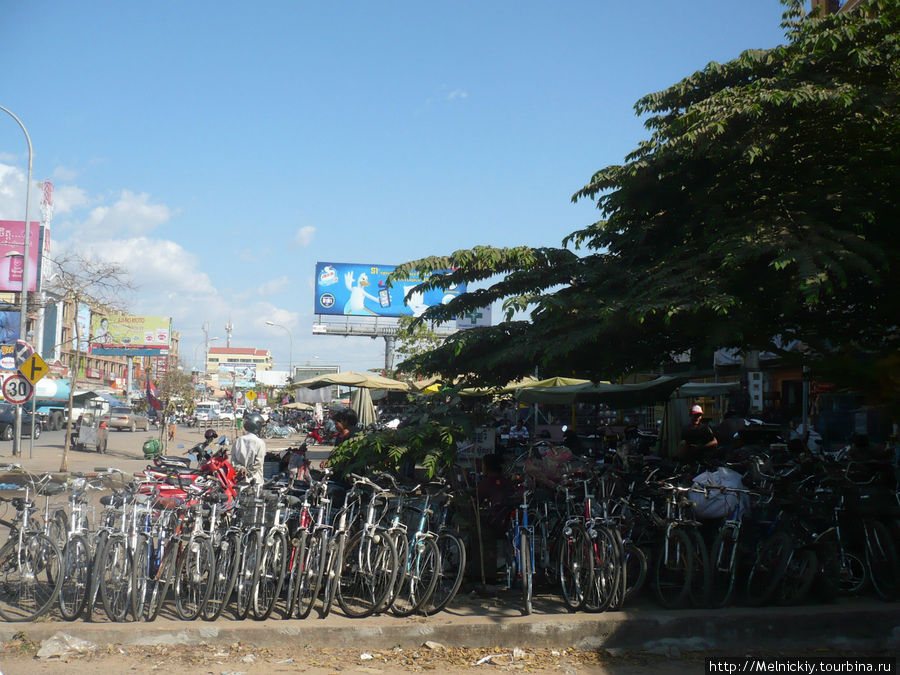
[[281, 394, 290, 405], [146, 380, 162, 411]]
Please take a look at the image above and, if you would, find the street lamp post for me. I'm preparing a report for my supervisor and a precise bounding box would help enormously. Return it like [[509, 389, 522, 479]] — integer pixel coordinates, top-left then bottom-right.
[[1, 106, 34, 458], [265, 321, 293, 384]]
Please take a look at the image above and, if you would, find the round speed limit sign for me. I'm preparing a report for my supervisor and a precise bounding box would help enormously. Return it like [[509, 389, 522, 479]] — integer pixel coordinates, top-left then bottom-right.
[[2, 374, 34, 404]]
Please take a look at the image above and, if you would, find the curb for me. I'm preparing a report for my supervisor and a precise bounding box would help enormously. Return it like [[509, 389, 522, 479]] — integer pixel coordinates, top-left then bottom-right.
[[2, 600, 898, 652]]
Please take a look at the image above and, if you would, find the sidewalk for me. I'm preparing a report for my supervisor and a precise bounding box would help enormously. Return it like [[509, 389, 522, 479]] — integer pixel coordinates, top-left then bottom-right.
[[0, 596, 897, 654]]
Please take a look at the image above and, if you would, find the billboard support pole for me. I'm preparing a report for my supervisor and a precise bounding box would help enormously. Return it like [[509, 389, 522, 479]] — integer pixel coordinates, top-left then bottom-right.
[[1, 106, 34, 458]]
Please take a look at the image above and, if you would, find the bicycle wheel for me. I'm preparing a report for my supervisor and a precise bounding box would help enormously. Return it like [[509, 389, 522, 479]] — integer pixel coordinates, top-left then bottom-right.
[[49, 509, 69, 549], [59, 534, 92, 621], [423, 531, 466, 615], [652, 528, 693, 609], [559, 526, 592, 612], [709, 528, 738, 608], [294, 530, 326, 619], [84, 530, 109, 619], [175, 537, 215, 621], [130, 533, 153, 621], [776, 548, 818, 605], [746, 531, 793, 607], [99, 534, 133, 622], [253, 529, 287, 620], [520, 530, 534, 615], [203, 532, 241, 620], [865, 520, 900, 601], [320, 532, 344, 618], [145, 542, 178, 622], [623, 542, 648, 602], [337, 529, 398, 618], [390, 536, 440, 617], [584, 526, 621, 613], [0, 534, 62, 621], [234, 530, 260, 620], [686, 529, 710, 608]]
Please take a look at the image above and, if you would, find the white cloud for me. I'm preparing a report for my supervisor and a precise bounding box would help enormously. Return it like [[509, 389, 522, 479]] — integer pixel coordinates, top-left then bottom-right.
[[51, 166, 80, 182], [293, 225, 315, 247], [75, 190, 174, 239], [51, 185, 91, 215], [71, 236, 216, 297], [447, 89, 468, 101], [255, 276, 289, 297]]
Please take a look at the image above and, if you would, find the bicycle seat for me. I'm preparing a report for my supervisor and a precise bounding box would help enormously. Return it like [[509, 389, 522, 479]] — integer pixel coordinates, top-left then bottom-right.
[[41, 483, 67, 496]]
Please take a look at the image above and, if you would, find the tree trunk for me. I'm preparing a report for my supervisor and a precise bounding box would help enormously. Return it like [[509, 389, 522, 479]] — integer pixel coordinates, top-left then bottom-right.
[[60, 295, 82, 472]]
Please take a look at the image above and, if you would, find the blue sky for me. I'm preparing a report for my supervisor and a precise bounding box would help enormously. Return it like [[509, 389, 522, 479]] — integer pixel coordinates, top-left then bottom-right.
[[1, 1, 790, 375]]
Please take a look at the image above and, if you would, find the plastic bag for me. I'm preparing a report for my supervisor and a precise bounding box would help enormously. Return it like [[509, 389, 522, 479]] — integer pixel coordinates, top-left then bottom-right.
[[688, 467, 748, 520]]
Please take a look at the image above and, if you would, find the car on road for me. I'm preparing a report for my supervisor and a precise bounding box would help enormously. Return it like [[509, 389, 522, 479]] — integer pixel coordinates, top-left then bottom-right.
[[0, 401, 42, 440], [103, 406, 151, 432], [218, 408, 236, 421]]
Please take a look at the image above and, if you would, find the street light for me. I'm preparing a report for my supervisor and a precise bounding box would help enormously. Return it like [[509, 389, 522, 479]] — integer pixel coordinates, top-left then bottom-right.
[[1, 106, 34, 459], [265, 321, 293, 383]]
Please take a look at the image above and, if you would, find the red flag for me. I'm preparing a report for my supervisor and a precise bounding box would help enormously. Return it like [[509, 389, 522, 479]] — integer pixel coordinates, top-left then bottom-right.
[[282, 394, 289, 405], [146, 380, 162, 411]]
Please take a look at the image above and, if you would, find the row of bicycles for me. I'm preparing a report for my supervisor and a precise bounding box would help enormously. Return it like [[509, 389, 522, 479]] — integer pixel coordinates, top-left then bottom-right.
[[497, 444, 900, 615], [0, 441, 896, 623], [0, 455, 467, 623]]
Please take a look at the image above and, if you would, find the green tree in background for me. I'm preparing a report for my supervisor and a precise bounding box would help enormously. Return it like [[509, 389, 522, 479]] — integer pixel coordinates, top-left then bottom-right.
[[389, 1, 899, 401]]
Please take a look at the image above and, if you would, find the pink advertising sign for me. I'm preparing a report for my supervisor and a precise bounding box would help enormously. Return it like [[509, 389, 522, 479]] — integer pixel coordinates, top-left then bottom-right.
[[0, 221, 42, 293]]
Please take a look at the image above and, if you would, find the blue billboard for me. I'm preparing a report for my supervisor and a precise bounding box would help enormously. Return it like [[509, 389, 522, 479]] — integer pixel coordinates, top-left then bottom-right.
[[314, 262, 466, 318]]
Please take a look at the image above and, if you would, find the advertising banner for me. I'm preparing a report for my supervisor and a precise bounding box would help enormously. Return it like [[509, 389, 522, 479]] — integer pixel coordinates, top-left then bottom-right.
[[314, 262, 466, 318], [89, 315, 171, 355], [0, 311, 21, 346], [0, 221, 43, 293], [217, 362, 257, 389], [73, 302, 91, 352]]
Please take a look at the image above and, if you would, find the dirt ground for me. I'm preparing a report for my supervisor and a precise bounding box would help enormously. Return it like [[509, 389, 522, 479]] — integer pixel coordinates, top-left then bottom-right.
[[0, 637, 623, 674]]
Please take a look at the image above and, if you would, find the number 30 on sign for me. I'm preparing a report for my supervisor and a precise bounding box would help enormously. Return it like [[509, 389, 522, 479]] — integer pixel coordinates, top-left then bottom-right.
[[2, 374, 34, 404]]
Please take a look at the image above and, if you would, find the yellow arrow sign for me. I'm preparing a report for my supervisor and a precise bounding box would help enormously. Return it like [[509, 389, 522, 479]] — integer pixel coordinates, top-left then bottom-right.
[[19, 353, 49, 385], [245, 391, 257, 401]]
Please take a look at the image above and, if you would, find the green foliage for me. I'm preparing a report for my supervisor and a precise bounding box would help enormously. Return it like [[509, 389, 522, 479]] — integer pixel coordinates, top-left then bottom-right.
[[324, 389, 473, 478], [388, 1, 900, 394]]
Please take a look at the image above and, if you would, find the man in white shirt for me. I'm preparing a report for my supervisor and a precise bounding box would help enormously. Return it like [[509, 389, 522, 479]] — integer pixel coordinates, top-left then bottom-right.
[[232, 412, 266, 484]]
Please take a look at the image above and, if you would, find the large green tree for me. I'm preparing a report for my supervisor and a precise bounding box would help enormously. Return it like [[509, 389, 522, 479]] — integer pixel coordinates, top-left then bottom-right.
[[389, 1, 899, 393]]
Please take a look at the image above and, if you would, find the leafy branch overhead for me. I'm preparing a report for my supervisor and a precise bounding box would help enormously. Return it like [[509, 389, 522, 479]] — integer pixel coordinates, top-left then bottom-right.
[[389, 0, 900, 389]]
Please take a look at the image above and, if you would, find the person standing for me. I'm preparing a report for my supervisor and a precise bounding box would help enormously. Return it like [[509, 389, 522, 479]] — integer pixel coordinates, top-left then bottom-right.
[[232, 412, 266, 484], [678, 404, 718, 463]]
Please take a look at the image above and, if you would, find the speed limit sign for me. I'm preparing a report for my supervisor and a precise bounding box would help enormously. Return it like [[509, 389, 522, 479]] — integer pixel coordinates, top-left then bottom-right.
[[2, 374, 34, 404]]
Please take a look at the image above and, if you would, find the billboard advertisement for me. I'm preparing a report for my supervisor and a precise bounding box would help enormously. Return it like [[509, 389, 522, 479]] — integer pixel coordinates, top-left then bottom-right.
[[0, 221, 44, 293], [73, 302, 91, 352], [0, 311, 21, 345], [217, 362, 257, 389], [314, 262, 466, 318], [89, 314, 171, 354]]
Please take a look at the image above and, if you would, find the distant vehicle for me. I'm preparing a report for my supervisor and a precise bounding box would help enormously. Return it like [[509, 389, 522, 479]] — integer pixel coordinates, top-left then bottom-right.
[[194, 401, 222, 422], [103, 406, 151, 432], [218, 408, 235, 421], [0, 402, 42, 440]]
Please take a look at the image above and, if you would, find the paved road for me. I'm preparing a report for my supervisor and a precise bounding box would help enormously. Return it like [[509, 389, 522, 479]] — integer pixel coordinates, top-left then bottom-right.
[[0, 425, 324, 477]]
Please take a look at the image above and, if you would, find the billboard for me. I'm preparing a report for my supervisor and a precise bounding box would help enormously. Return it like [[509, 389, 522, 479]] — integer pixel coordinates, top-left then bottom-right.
[[314, 262, 466, 318], [89, 314, 171, 355], [217, 362, 257, 389], [73, 302, 91, 352], [0, 310, 21, 345], [0, 221, 44, 292]]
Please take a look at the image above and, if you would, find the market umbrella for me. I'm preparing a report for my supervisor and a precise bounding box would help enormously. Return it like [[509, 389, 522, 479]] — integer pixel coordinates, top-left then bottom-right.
[[294, 371, 409, 391], [350, 387, 377, 427], [282, 401, 314, 411]]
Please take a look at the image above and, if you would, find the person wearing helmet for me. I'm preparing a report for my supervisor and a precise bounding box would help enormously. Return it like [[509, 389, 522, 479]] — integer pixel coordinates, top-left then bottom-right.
[[678, 404, 718, 463], [232, 412, 266, 484]]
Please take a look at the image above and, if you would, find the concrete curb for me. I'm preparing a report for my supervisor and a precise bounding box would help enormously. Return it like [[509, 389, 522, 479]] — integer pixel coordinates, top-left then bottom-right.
[[3, 600, 898, 652]]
